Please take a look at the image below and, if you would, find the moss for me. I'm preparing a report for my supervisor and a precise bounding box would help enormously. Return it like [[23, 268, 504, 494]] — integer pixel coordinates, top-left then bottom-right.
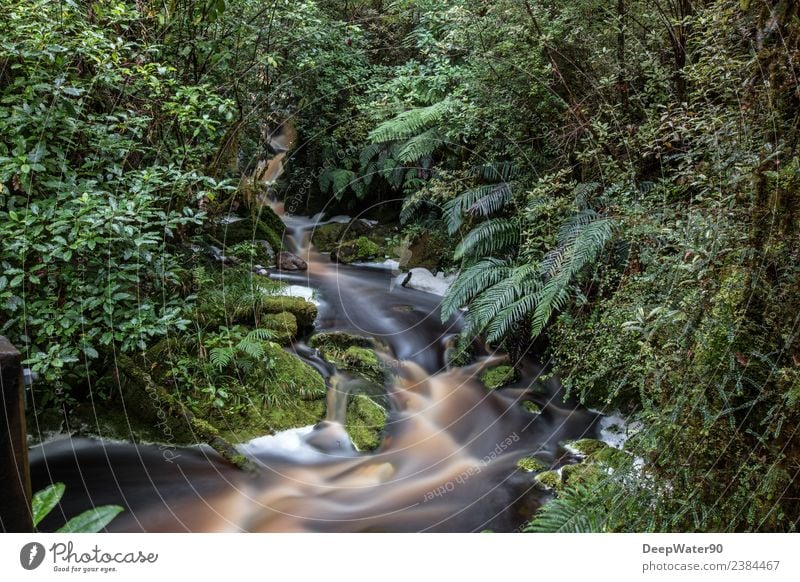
[[332, 236, 382, 264], [345, 395, 387, 451], [405, 230, 452, 271], [257, 342, 327, 401], [535, 470, 563, 490], [565, 438, 609, 457], [308, 332, 384, 383], [260, 311, 298, 345], [561, 462, 604, 486], [480, 364, 517, 390], [308, 331, 373, 351], [261, 296, 317, 329], [522, 401, 541, 414], [517, 456, 548, 472], [310, 222, 346, 252], [208, 210, 284, 255], [217, 399, 326, 443]]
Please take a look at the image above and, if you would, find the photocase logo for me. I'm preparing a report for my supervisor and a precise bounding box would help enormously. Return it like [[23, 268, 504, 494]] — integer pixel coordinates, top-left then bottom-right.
[[20, 542, 46, 570]]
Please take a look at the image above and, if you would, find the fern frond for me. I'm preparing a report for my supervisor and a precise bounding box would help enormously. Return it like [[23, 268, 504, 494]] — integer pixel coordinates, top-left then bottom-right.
[[443, 183, 512, 234], [400, 191, 433, 224], [440, 258, 513, 321], [453, 218, 520, 260], [210, 347, 233, 370], [524, 483, 605, 533], [396, 128, 442, 163], [369, 100, 449, 143], [469, 161, 520, 181]]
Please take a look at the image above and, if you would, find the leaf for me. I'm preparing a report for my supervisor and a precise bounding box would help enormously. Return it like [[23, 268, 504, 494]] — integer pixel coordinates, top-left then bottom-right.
[[56, 505, 124, 533], [32, 482, 65, 527]]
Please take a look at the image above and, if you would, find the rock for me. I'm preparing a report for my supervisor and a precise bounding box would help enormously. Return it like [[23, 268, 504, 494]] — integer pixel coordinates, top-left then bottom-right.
[[260, 312, 298, 345], [331, 236, 381, 264], [564, 438, 609, 457], [522, 401, 541, 414], [308, 332, 384, 383], [534, 470, 563, 490], [406, 230, 450, 271], [261, 296, 318, 329], [255, 240, 276, 263], [308, 331, 374, 351], [345, 394, 387, 451], [516, 456, 548, 472], [277, 250, 307, 271], [480, 364, 517, 390]]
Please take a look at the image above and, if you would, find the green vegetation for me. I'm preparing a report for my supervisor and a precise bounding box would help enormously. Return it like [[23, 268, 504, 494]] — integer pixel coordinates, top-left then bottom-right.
[[2, 0, 798, 532], [33, 483, 122, 533]]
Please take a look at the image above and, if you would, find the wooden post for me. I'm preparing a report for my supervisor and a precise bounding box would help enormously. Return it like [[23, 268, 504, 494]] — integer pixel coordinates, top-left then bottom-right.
[[0, 336, 32, 532]]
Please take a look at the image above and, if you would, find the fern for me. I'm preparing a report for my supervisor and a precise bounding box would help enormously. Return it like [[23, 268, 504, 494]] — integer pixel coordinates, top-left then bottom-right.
[[453, 217, 520, 260], [319, 167, 357, 200], [440, 258, 514, 320], [443, 209, 614, 342], [369, 100, 449, 143], [524, 483, 606, 533], [443, 183, 513, 234], [396, 128, 442, 163], [469, 161, 520, 181]]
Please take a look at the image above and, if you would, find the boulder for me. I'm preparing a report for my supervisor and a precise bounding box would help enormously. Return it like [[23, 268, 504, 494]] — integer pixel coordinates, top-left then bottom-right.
[[277, 251, 307, 271]]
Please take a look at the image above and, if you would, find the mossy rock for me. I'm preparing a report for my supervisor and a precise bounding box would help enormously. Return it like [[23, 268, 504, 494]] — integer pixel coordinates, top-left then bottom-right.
[[256, 342, 327, 401], [208, 209, 284, 254], [339, 346, 385, 384], [260, 311, 298, 345], [406, 230, 451, 271], [561, 462, 604, 486], [345, 395, 387, 451], [310, 222, 346, 252], [517, 456, 548, 472], [480, 364, 517, 390], [535, 470, 563, 490], [331, 236, 382, 264], [261, 296, 317, 329], [564, 438, 609, 457], [522, 401, 542, 414], [308, 332, 384, 383], [216, 399, 327, 443], [308, 331, 373, 351], [227, 240, 275, 266]]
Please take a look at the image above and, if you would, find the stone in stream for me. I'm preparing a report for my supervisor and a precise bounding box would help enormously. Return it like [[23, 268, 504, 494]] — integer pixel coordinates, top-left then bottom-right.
[[277, 250, 307, 271]]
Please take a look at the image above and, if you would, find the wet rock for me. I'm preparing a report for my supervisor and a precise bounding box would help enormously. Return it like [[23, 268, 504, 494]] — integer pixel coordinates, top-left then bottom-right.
[[331, 236, 381, 264], [277, 251, 307, 271]]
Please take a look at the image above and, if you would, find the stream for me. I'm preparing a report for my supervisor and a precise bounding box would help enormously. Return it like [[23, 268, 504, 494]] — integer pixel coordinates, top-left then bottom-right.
[[28, 211, 601, 532]]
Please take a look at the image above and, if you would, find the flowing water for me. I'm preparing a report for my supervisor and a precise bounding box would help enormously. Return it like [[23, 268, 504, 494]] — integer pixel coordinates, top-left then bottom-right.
[[29, 211, 601, 532]]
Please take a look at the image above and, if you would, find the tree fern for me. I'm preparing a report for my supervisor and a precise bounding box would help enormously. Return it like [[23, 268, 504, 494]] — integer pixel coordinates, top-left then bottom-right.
[[396, 128, 442, 163], [453, 217, 520, 260], [369, 100, 449, 143], [440, 258, 514, 320], [443, 183, 513, 234], [469, 161, 520, 181]]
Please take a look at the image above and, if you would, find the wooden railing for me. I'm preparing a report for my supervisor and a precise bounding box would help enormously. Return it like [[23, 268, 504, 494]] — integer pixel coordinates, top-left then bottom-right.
[[0, 336, 33, 532]]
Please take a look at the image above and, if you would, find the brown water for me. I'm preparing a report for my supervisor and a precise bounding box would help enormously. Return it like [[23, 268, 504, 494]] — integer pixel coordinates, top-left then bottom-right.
[[29, 213, 601, 532]]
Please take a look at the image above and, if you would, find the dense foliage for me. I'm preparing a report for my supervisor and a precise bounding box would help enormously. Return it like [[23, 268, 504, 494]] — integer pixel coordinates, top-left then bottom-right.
[[2, 0, 798, 531]]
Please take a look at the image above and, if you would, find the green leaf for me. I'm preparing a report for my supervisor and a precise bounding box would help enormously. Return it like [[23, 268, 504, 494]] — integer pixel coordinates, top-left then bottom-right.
[[56, 505, 124, 533], [32, 482, 65, 527]]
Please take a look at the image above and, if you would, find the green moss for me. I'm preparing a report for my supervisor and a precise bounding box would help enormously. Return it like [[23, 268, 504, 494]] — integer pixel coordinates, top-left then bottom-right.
[[561, 462, 604, 486], [206, 206, 285, 255], [308, 331, 373, 351], [260, 311, 298, 345], [256, 342, 327, 401], [565, 438, 609, 457], [310, 222, 346, 252], [308, 332, 384, 383], [480, 364, 516, 390], [332, 236, 381, 263], [535, 470, 563, 490], [345, 395, 387, 451], [261, 296, 317, 329], [517, 456, 548, 472], [522, 401, 542, 414]]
